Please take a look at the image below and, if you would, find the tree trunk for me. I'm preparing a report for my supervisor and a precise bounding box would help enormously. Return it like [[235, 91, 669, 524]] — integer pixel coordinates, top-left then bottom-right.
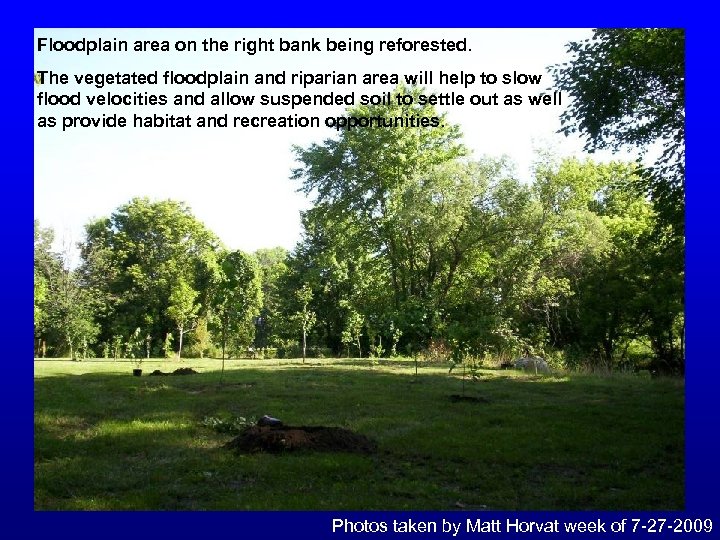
[[302, 327, 307, 364], [66, 332, 75, 360], [602, 338, 614, 373], [680, 318, 685, 371], [220, 323, 226, 385], [177, 324, 184, 360]]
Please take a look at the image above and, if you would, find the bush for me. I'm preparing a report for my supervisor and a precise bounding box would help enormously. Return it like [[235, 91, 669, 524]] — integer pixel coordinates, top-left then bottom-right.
[[185, 342, 222, 359], [201, 415, 254, 435], [277, 343, 300, 359]]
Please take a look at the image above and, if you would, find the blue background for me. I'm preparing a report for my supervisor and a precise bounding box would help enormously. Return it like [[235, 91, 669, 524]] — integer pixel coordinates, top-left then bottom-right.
[[12, 1, 717, 537]]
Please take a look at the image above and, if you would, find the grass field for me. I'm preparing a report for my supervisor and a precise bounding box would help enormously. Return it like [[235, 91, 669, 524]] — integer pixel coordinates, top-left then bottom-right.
[[34, 358, 684, 510]]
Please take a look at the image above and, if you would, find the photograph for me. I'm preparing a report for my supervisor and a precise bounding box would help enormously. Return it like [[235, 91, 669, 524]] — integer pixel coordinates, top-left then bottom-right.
[[34, 28, 685, 511]]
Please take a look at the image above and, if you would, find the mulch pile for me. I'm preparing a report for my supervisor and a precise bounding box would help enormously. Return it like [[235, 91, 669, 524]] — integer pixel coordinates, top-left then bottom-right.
[[225, 425, 377, 454], [149, 367, 199, 376]]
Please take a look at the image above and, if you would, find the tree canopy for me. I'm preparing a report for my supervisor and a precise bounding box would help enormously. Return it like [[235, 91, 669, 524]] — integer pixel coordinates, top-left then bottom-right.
[[551, 28, 685, 232]]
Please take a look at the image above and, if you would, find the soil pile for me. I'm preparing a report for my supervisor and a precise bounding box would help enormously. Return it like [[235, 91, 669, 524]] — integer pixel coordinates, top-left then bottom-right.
[[225, 425, 377, 454], [149, 367, 199, 376]]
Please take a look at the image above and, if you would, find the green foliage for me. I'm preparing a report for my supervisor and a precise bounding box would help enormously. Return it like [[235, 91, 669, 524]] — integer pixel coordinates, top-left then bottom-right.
[[125, 327, 144, 367], [78, 197, 220, 350], [448, 341, 481, 397], [112, 335, 123, 360], [293, 283, 317, 362], [201, 415, 255, 435], [163, 332, 174, 359], [253, 247, 289, 348], [34, 271, 48, 329], [292, 85, 470, 348], [34, 221, 57, 335], [188, 316, 212, 358], [552, 28, 684, 233], [340, 304, 363, 358], [369, 336, 384, 360], [37, 236, 100, 359], [212, 250, 263, 363], [166, 278, 200, 359], [389, 321, 402, 357], [550, 31, 685, 372]]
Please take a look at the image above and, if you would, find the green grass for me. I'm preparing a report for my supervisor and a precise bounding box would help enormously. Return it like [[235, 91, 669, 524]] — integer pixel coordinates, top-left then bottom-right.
[[34, 357, 684, 510]]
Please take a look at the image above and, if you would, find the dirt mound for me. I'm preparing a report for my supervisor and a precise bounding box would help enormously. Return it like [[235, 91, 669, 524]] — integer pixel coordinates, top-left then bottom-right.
[[149, 368, 199, 376], [225, 425, 377, 454]]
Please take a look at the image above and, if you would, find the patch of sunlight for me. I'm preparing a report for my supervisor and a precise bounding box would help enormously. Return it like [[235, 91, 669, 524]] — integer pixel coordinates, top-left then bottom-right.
[[35, 413, 94, 438], [514, 374, 571, 383], [100, 418, 186, 436], [67, 497, 113, 510], [536, 375, 571, 383], [138, 383, 173, 393]]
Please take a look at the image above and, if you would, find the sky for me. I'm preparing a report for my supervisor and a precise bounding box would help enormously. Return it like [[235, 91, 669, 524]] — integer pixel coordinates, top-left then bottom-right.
[[33, 28, 637, 256]]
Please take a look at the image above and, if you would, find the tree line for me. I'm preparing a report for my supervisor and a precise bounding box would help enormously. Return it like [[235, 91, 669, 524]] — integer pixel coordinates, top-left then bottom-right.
[[34, 29, 684, 373]]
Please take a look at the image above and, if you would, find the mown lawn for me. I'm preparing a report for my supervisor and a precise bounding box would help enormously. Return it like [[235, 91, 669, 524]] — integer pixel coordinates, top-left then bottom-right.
[[34, 358, 684, 510]]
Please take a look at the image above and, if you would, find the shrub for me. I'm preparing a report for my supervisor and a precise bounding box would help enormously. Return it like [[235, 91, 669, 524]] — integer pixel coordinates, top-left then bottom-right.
[[201, 415, 254, 435]]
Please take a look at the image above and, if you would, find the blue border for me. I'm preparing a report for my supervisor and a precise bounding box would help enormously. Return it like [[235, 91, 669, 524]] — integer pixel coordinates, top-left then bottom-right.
[[17, 2, 716, 537], [684, 16, 718, 514]]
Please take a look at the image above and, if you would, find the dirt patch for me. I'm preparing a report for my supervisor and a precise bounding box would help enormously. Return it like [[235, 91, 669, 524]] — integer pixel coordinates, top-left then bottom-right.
[[218, 382, 256, 389], [225, 425, 377, 454], [449, 394, 489, 403], [149, 368, 199, 376]]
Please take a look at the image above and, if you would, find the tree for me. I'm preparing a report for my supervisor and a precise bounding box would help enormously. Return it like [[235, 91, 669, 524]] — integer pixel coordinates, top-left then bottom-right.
[[295, 283, 316, 363], [499, 156, 684, 373], [43, 242, 100, 360], [253, 247, 289, 348], [551, 29, 685, 232], [191, 316, 211, 358], [34, 221, 58, 355], [294, 86, 512, 349], [212, 250, 263, 376], [35, 222, 101, 359], [277, 209, 378, 356], [79, 198, 221, 352], [34, 274, 47, 332], [166, 278, 199, 359], [341, 304, 363, 358]]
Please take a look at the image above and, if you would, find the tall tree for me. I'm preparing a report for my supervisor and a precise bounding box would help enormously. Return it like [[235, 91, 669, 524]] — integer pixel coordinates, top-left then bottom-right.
[[34, 221, 58, 353], [35, 221, 100, 358], [253, 247, 289, 348], [79, 198, 221, 352], [44, 244, 99, 359], [166, 278, 199, 359], [292, 85, 488, 348], [212, 250, 263, 369]]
